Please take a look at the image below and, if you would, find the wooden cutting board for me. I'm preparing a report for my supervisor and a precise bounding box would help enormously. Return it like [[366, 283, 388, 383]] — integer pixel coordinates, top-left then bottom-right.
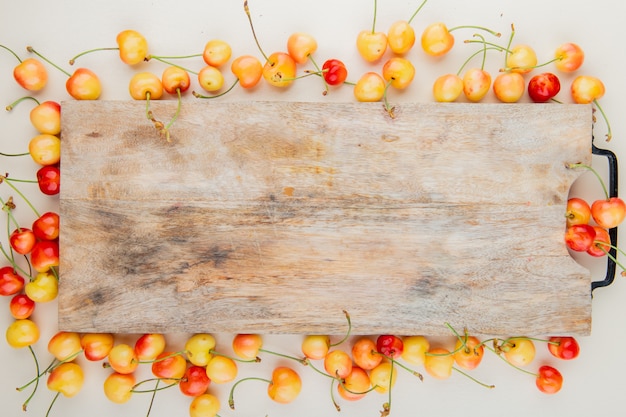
[[59, 101, 592, 336]]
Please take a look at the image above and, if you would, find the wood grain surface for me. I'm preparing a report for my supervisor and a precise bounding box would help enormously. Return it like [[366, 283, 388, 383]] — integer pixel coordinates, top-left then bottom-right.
[[59, 100, 592, 336]]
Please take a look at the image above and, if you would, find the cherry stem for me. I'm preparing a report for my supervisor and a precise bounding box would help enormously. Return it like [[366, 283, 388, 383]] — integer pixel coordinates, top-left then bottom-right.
[[258, 348, 305, 365], [145, 56, 198, 75], [464, 39, 511, 54], [330, 378, 340, 411], [0, 152, 29, 157], [21, 345, 41, 411], [386, 361, 394, 416], [456, 46, 502, 76], [0, 44, 22, 62], [1, 195, 23, 231], [68, 47, 119, 65], [147, 53, 202, 60], [308, 55, 329, 95], [4, 177, 37, 184], [566, 163, 609, 200], [449, 25, 501, 38], [407, 0, 429, 24], [374, 351, 423, 380], [329, 310, 352, 347], [1, 175, 41, 217], [210, 349, 260, 363], [243, 0, 268, 62], [452, 366, 495, 389], [131, 378, 180, 393], [137, 350, 186, 365], [6, 96, 40, 111], [228, 376, 271, 409], [482, 342, 537, 376], [597, 243, 626, 275], [45, 392, 61, 417], [593, 99, 612, 142], [145, 379, 159, 417], [383, 80, 395, 119], [164, 88, 182, 135], [371, 0, 379, 33], [27, 46, 71, 78], [504, 23, 515, 66], [304, 358, 337, 380], [193, 79, 240, 99]]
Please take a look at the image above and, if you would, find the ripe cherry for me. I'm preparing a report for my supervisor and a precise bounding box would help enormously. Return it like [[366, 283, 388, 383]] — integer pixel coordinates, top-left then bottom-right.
[[554, 43, 584, 72], [185, 333, 216, 367], [337, 366, 370, 401], [369, 362, 397, 393], [432, 73, 463, 102], [10, 294, 35, 319], [230, 55, 263, 89], [493, 71, 525, 103], [103, 372, 135, 404], [401, 336, 430, 366], [382, 57, 415, 90], [179, 365, 211, 397], [203, 39, 232, 67], [29, 134, 60, 166], [116, 30, 149, 65], [205, 355, 238, 384], [356, 0, 387, 62], [351, 337, 383, 370], [32, 211, 60, 241], [262, 52, 296, 88], [535, 365, 563, 394], [422, 23, 500, 57], [129, 72, 163, 100], [107, 343, 139, 374], [151, 351, 187, 384], [548, 336, 580, 360], [353, 72, 385, 102], [48, 331, 82, 361], [591, 197, 626, 229], [502, 338, 536, 367], [571, 75, 611, 140], [587, 226, 611, 257], [9, 227, 36, 255], [453, 336, 484, 370], [424, 348, 454, 379], [30, 239, 59, 272], [565, 197, 591, 227], [287, 32, 317, 65], [324, 349, 353, 379], [161, 66, 191, 95], [565, 224, 596, 252], [134, 333, 166, 361], [505, 44, 537, 74], [198, 65, 225, 92], [1, 44, 48, 91], [528, 72, 561, 102], [36, 165, 60, 195], [321, 59, 348, 86], [81, 333, 115, 361], [28, 99, 61, 135], [301, 335, 330, 360], [376, 335, 404, 359], [463, 68, 491, 102], [190, 393, 221, 417], [267, 366, 302, 404], [25, 270, 58, 303], [6, 318, 40, 348]]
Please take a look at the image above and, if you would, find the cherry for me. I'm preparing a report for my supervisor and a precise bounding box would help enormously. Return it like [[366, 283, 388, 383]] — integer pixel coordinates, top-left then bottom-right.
[[1, 267, 26, 296], [179, 365, 210, 397], [27, 46, 101, 100], [591, 197, 626, 229], [321, 59, 348, 86], [9, 227, 36, 255], [36, 165, 60, 195], [302, 335, 330, 360], [554, 42, 584, 72], [103, 372, 136, 404], [337, 366, 371, 402], [5, 318, 40, 348], [369, 361, 397, 393], [353, 71, 386, 102], [134, 333, 166, 361], [382, 57, 415, 90], [505, 44, 537, 74], [548, 336, 580, 360], [232, 333, 262, 360], [151, 351, 187, 384], [565, 224, 596, 252], [162, 66, 191, 95], [48, 331, 82, 362], [401, 336, 430, 366], [0, 44, 48, 91], [463, 67, 491, 102], [29, 134, 60, 166], [565, 197, 591, 227], [324, 349, 353, 379], [571, 75, 611, 140], [32, 211, 60, 241], [267, 366, 302, 404], [190, 393, 221, 417], [185, 333, 216, 366], [356, 0, 388, 62], [203, 39, 232, 67], [69, 29, 148, 65], [386, 0, 428, 55], [10, 293, 35, 319], [6, 96, 61, 135], [205, 354, 238, 384], [351, 337, 383, 370], [106, 343, 139, 374], [493, 71, 525, 103], [25, 271, 58, 303], [287, 32, 318, 65], [432, 73, 463, 102], [47, 361, 85, 398], [81, 333, 114, 361], [30, 239, 59, 272], [453, 335, 484, 370], [198, 65, 225, 92], [424, 348, 454, 379], [129, 71, 163, 100], [376, 335, 404, 359], [230, 55, 263, 89], [587, 226, 611, 257], [535, 365, 563, 394], [501, 338, 536, 367], [421, 23, 500, 57], [528, 72, 561, 103]]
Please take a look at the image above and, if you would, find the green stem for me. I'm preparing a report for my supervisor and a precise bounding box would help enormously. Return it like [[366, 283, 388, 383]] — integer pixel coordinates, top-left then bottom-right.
[[593, 99, 612, 142], [147, 53, 202, 60], [1, 175, 41, 217], [371, 0, 378, 33], [4, 177, 38, 184], [330, 378, 340, 411], [456, 47, 502, 76], [329, 310, 352, 347], [0, 44, 22, 62], [147, 56, 198, 75], [165, 88, 182, 131], [69, 47, 119, 65], [45, 392, 61, 417], [566, 163, 609, 200], [258, 348, 306, 364], [504, 24, 515, 66], [304, 358, 337, 380], [131, 378, 181, 393], [193, 79, 240, 99], [18, 357, 57, 392], [464, 39, 510, 54], [27, 46, 71, 78], [598, 244, 626, 275], [6, 96, 40, 111], [21, 346, 41, 411], [383, 80, 395, 119], [449, 25, 501, 37], [0, 152, 30, 157], [452, 366, 495, 389], [309, 55, 329, 95], [407, 0, 429, 24], [145, 379, 159, 417], [228, 377, 271, 409], [243, 0, 268, 62], [210, 349, 260, 363]]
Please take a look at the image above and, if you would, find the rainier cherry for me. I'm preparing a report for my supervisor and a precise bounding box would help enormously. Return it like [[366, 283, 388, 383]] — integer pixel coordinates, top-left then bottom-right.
[[203, 39, 232, 67], [30, 240, 59, 272], [571, 75, 611, 140], [352, 337, 383, 370], [369, 362, 397, 393], [432, 74, 463, 102], [424, 348, 454, 379], [493, 71, 525, 103], [505, 44, 537, 74], [230, 55, 263, 89], [401, 336, 430, 366], [337, 366, 370, 401], [179, 365, 211, 397], [554, 42, 584, 72], [565, 224, 596, 252], [107, 343, 139, 374], [48, 331, 82, 361], [386, 0, 428, 55], [29, 133, 60, 166], [185, 333, 216, 366], [268, 366, 302, 404], [190, 393, 221, 417], [565, 197, 591, 227], [502, 338, 536, 367], [354, 72, 386, 102], [587, 226, 611, 257], [81, 333, 114, 361], [134, 333, 166, 361], [591, 197, 626, 229], [453, 336, 484, 370], [302, 334, 330, 360], [205, 355, 238, 384], [356, 0, 388, 62], [103, 372, 136, 404], [152, 351, 187, 384], [5, 318, 40, 348], [324, 349, 353, 379], [69, 29, 148, 65], [25, 271, 58, 303], [1, 44, 48, 91], [10, 294, 35, 320]]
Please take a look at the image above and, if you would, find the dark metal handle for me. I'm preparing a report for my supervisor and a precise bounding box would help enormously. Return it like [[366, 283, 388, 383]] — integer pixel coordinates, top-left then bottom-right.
[[591, 140, 619, 293]]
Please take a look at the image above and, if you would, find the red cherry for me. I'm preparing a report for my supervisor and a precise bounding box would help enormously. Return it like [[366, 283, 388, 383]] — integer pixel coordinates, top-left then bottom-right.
[[376, 335, 403, 359], [36, 165, 60, 195], [586, 226, 611, 257], [0, 266, 25, 296], [536, 365, 563, 394], [528, 72, 561, 103], [322, 59, 348, 86], [548, 337, 580, 360], [564, 224, 596, 252], [10, 293, 36, 319], [32, 212, 60, 241], [179, 365, 211, 397], [30, 240, 60, 272], [9, 227, 36, 254]]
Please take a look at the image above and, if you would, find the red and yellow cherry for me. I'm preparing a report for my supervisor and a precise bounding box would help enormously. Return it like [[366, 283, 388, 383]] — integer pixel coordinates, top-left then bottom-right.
[[528, 72, 560, 103], [81, 333, 115, 361], [231, 55, 263, 89], [10, 227, 36, 255], [36, 165, 60, 196], [0, 266, 25, 296], [268, 366, 302, 404], [1, 45, 48, 90], [382, 57, 415, 90], [185, 333, 216, 367], [28, 133, 60, 166], [322, 59, 348, 86], [152, 351, 187, 384], [421, 22, 455, 56], [502, 338, 536, 367], [162, 66, 191, 95], [205, 355, 238, 384], [198, 65, 225, 92], [337, 366, 370, 401], [587, 226, 610, 257], [262, 52, 296, 87], [424, 348, 454, 380], [301, 335, 330, 360], [116, 30, 148, 65], [535, 365, 563, 394], [554, 43, 584, 73], [387, 20, 415, 55], [591, 197, 626, 229], [401, 336, 430, 366], [25, 270, 58, 303], [190, 393, 221, 417], [287, 32, 317, 65], [463, 68, 491, 102], [432, 74, 463, 102], [203, 39, 232, 67], [10, 294, 35, 319], [548, 336, 580, 360], [565, 197, 591, 227], [134, 333, 166, 361], [32, 212, 60, 241], [453, 336, 484, 370], [351, 337, 383, 370], [369, 362, 397, 393], [354, 72, 386, 102], [129, 72, 163, 100], [565, 224, 596, 252], [179, 365, 211, 397], [66, 68, 102, 100], [376, 335, 403, 359], [505, 45, 537, 74], [493, 71, 525, 103], [48, 331, 82, 361], [107, 343, 139, 374], [6, 318, 40, 348], [103, 372, 135, 404], [232, 334, 262, 360], [324, 349, 353, 379], [571, 75, 604, 104], [30, 100, 61, 135], [357, 30, 388, 62], [30, 239, 59, 272], [47, 362, 84, 397]]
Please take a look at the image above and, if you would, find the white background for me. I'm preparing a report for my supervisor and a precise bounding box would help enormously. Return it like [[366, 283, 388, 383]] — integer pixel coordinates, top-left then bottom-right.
[[1, 1, 625, 416]]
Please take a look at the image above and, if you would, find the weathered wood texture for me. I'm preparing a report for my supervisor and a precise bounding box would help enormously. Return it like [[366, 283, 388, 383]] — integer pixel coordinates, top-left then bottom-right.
[[59, 101, 592, 336]]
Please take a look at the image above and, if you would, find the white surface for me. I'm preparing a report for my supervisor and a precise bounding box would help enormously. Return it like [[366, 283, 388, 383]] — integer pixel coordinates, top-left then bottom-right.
[[1, 0, 625, 416]]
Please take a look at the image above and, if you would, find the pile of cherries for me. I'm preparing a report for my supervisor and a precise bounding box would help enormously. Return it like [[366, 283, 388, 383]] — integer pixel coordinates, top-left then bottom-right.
[[0, 0, 619, 416]]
